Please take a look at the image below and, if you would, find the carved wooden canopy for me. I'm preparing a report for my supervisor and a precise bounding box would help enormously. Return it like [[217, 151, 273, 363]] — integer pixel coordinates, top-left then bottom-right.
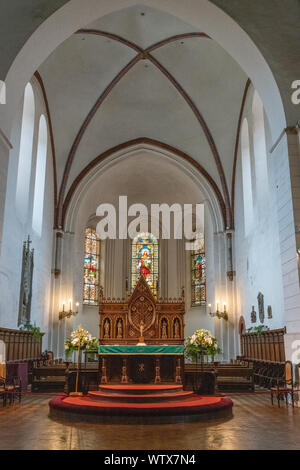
[[128, 276, 156, 333], [99, 276, 185, 345]]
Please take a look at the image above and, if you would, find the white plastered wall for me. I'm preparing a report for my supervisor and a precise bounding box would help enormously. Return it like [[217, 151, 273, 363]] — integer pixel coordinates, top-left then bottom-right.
[[234, 85, 286, 334], [0, 77, 54, 347]]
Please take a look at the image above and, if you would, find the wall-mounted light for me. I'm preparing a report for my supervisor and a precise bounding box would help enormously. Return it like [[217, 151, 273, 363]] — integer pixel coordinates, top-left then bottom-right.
[[59, 299, 79, 320], [208, 300, 228, 321]]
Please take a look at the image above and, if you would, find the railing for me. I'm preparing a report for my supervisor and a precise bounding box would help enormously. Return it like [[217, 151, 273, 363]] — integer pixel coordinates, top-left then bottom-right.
[[0, 327, 43, 362], [241, 327, 286, 362]]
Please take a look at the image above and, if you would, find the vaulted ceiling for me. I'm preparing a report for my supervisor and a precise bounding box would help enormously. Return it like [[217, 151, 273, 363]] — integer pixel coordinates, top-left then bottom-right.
[[36, 5, 249, 228], [1, 1, 299, 230], [1, 0, 299, 125]]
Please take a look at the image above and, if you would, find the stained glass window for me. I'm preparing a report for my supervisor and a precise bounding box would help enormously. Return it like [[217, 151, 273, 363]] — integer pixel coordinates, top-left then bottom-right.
[[191, 233, 206, 306], [131, 233, 159, 296], [83, 228, 100, 305]]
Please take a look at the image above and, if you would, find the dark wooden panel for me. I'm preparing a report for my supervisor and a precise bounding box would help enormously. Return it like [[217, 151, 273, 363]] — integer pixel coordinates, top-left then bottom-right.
[[241, 328, 286, 362]]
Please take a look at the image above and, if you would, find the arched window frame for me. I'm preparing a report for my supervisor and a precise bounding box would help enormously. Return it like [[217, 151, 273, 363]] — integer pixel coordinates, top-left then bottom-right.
[[131, 232, 159, 296], [16, 82, 35, 220], [32, 114, 48, 236], [83, 228, 100, 305], [241, 118, 254, 235], [191, 233, 206, 306], [252, 90, 269, 199]]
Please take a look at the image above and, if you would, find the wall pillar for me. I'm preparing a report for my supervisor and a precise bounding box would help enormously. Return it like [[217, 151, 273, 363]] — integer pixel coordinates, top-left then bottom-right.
[[0, 134, 11, 257], [272, 128, 300, 362]]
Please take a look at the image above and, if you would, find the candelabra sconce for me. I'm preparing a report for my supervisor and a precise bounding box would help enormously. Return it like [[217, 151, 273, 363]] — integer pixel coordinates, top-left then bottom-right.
[[59, 300, 79, 320], [208, 301, 228, 321]]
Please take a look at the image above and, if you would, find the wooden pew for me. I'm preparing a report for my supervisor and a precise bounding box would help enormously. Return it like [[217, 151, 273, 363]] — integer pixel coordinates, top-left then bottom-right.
[[216, 366, 254, 392], [237, 357, 285, 388], [184, 363, 254, 392], [32, 365, 67, 392]]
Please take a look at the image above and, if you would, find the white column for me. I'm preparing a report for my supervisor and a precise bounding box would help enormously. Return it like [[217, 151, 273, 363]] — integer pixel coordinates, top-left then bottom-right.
[[0, 135, 11, 256], [272, 129, 300, 361], [167, 238, 178, 298]]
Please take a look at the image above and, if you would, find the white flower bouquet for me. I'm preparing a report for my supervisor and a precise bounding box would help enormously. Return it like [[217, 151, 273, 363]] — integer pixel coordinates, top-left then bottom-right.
[[65, 325, 98, 358], [185, 328, 221, 361]]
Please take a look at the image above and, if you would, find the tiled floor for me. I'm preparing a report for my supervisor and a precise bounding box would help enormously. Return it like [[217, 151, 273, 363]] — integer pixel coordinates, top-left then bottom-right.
[[0, 392, 300, 450]]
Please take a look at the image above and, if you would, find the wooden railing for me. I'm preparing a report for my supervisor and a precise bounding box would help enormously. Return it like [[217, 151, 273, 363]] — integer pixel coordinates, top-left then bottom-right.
[[0, 327, 43, 362], [240, 327, 286, 362]]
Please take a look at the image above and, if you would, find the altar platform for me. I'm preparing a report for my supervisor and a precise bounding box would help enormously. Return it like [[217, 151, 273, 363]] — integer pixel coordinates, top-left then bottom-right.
[[49, 384, 233, 424], [99, 344, 184, 385], [49, 278, 233, 423]]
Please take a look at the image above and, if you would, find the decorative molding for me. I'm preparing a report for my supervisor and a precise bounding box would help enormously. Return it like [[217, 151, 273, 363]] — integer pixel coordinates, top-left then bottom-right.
[[62, 137, 227, 229], [34, 71, 58, 225], [147, 52, 232, 229], [76, 29, 143, 53], [76, 30, 211, 54], [56, 30, 232, 230], [146, 32, 210, 52], [231, 78, 251, 227], [257, 292, 265, 324], [57, 54, 142, 227], [238, 315, 246, 336], [250, 306, 256, 323], [269, 126, 298, 154], [0, 127, 12, 150]]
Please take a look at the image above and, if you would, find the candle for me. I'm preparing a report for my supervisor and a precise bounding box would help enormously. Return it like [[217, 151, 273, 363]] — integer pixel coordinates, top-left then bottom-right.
[[216, 300, 219, 312], [69, 298, 72, 311], [62, 301, 66, 312]]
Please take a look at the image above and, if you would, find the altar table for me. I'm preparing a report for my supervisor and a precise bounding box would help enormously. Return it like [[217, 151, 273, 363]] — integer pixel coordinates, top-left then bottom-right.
[[98, 345, 184, 384], [99, 345, 184, 355]]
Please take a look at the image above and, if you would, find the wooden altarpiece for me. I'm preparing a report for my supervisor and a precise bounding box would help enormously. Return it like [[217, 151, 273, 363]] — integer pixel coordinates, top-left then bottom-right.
[[98, 276, 185, 384], [99, 276, 184, 345]]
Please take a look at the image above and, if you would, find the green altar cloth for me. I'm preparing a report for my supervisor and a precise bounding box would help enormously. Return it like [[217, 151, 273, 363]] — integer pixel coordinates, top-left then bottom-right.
[[99, 345, 184, 355]]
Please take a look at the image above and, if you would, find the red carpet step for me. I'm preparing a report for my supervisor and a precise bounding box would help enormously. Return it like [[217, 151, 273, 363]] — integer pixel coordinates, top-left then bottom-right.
[[98, 384, 183, 395], [49, 384, 233, 424], [88, 390, 194, 403]]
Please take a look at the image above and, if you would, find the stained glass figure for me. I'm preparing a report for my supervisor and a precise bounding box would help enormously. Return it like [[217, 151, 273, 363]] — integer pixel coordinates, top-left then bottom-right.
[[83, 228, 100, 305], [131, 233, 158, 296], [191, 233, 206, 306]]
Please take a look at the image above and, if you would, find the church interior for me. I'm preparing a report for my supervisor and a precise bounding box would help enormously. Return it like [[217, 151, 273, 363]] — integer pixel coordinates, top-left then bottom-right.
[[0, 0, 300, 451]]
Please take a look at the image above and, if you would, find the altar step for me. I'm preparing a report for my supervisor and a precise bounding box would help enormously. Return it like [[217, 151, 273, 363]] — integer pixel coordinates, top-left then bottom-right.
[[98, 384, 183, 395], [88, 390, 194, 403], [49, 391, 234, 424]]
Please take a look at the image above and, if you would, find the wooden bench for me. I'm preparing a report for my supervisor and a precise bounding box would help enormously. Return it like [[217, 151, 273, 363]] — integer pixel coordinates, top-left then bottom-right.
[[32, 366, 67, 392], [216, 366, 254, 392], [66, 363, 100, 394], [236, 357, 285, 388], [184, 363, 254, 392]]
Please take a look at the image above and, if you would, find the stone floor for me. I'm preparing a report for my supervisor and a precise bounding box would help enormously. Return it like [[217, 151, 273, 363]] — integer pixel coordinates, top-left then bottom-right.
[[0, 392, 300, 450]]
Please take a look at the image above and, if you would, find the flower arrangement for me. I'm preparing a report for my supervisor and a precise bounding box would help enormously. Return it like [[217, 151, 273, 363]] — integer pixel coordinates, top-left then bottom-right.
[[247, 325, 269, 334], [19, 321, 43, 340], [65, 326, 99, 396], [185, 329, 221, 361], [65, 325, 98, 358]]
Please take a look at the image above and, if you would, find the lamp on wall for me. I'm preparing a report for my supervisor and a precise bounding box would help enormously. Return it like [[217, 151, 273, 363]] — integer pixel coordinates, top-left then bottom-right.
[[59, 299, 79, 320], [208, 300, 228, 320]]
